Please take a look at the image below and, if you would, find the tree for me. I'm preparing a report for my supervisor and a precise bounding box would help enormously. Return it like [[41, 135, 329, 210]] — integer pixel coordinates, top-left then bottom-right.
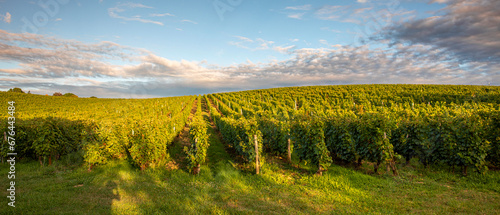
[[8, 88, 24, 93], [53, 92, 63, 96], [64, 93, 78, 98]]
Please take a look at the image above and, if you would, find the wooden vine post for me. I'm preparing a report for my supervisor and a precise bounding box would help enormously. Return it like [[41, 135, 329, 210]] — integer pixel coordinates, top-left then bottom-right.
[[193, 138, 201, 175], [384, 132, 398, 176], [385, 132, 390, 174], [317, 164, 324, 176], [2, 132, 5, 163], [287, 138, 292, 163], [254, 134, 259, 175]]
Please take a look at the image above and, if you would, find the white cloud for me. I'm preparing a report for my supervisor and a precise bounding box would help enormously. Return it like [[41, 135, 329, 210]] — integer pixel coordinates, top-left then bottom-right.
[[181, 19, 198, 24], [108, 3, 163, 26], [234, 36, 253, 43], [354, 7, 372, 14], [1, 12, 11, 23], [357, 0, 368, 3], [273, 45, 296, 54], [122, 2, 153, 9], [229, 36, 279, 52], [55, 18, 62, 21], [284, 4, 312, 19], [285, 5, 312, 11], [321, 27, 342, 33], [288, 13, 306, 19], [255, 38, 274, 50], [151, 13, 175, 17], [316, 5, 344, 16]]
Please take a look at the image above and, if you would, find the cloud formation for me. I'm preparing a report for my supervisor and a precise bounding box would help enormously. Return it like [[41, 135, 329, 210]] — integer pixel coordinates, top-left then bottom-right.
[[380, 0, 500, 63], [229, 36, 300, 54], [180, 19, 198, 24], [287, 13, 306, 20], [150, 13, 175, 17], [315, 4, 413, 26], [2, 0, 500, 99], [0, 29, 169, 78], [229, 36, 276, 51], [1, 12, 11, 23], [108, 3, 164, 26], [0, 29, 496, 98], [284, 4, 312, 20], [284, 5, 312, 11], [273, 45, 296, 54], [281, 1, 415, 41]]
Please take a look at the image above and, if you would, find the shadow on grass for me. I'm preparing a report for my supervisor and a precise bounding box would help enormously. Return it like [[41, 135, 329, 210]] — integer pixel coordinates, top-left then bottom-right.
[[2, 155, 499, 214], [0, 160, 121, 214], [108, 160, 340, 214]]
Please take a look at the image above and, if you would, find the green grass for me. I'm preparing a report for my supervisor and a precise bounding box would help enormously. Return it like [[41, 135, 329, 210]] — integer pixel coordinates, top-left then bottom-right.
[[1, 105, 499, 214], [1, 157, 499, 214]]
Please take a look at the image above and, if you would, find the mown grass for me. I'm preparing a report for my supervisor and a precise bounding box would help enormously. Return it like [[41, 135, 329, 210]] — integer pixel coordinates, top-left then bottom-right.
[[1, 104, 499, 214], [1, 156, 499, 214]]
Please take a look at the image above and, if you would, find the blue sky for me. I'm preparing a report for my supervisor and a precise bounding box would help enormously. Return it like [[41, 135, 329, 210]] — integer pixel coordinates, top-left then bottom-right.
[[0, 0, 498, 98]]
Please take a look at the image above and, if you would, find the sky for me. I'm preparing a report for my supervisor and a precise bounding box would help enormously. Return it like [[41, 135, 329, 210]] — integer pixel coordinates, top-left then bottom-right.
[[0, 0, 498, 98]]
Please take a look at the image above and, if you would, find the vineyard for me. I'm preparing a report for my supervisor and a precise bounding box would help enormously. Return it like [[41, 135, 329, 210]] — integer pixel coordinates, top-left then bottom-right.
[[206, 84, 500, 175], [0, 93, 195, 170], [1, 84, 500, 174], [1, 84, 500, 214]]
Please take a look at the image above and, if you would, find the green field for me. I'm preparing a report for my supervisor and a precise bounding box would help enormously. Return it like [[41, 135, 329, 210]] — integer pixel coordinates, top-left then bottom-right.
[[1, 84, 500, 214]]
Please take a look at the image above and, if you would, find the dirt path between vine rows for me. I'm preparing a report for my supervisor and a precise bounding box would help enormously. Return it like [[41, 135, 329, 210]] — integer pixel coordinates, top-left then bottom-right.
[[165, 96, 234, 174], [165, 98, 198, 171]]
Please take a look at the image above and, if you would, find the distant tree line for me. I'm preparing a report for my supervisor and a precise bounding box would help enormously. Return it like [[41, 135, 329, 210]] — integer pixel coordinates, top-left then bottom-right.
[[53, 92, 78, 98], [7, 88, 80, 98]]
